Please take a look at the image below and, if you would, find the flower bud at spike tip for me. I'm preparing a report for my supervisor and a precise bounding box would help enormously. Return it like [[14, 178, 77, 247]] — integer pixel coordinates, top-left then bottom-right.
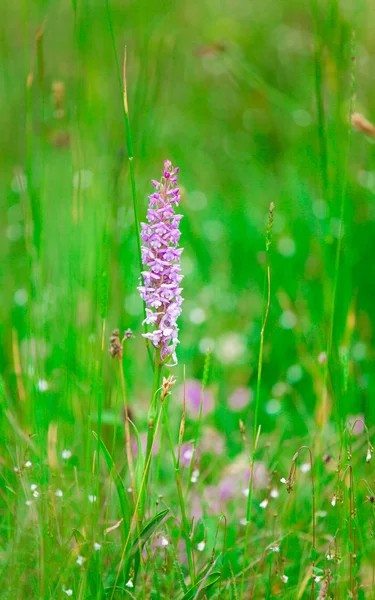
[[138, 160, 183, 365], [266, 201, 275, 252]]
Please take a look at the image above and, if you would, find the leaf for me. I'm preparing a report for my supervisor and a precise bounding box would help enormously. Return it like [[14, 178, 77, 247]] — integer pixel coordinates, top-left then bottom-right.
[[92, 431, 130, 541], [104, 518, 123, 536], [179, 571, 221, 600], [170, 541, 189, 594], [127, 508, 170, 560], [73, 528, 86, 544]]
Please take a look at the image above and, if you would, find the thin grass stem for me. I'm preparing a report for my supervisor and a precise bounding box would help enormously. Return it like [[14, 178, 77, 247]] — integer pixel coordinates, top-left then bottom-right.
[[240, 264, 271, 599], [162, 398, 195, 584]]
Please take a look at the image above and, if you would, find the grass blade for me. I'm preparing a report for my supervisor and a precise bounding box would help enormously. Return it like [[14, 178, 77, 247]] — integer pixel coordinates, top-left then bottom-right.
[[92, 431, 131, 541]]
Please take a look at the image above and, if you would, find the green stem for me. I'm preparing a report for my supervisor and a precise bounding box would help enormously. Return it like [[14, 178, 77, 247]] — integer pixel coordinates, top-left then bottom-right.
[[240, 265, 270, 599], [142, 349, 162, 513], [162, 399, 195, 585], [104, 1, 153, 368]]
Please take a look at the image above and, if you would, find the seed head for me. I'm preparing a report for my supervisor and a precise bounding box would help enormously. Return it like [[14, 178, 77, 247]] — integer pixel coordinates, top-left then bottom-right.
[[109, 329, 122, 359], [266, 201, 275, 252]]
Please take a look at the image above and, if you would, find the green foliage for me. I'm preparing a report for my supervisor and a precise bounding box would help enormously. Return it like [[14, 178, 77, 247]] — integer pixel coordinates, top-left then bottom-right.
[[1, 0, 375, 598]]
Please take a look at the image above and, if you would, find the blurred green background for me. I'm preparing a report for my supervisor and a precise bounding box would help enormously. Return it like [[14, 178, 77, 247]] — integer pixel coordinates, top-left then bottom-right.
[[1, 0, 375, 452]]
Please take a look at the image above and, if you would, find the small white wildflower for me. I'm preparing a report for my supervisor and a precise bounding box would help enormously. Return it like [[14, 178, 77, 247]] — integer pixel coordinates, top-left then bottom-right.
[[94, 543, 101, 551], [125, 580, 134, 588], [55, 489, 63, 497], [37, 379, 48, 392], [314, 576, 322, 583], [13, 466, 19, 473], [88, 495, 97, 503], [366, 448, 372, 463], [25, 500, 32, 506], [300, 462, 311, 473], [197, 541, 206, 552], [326, 554, 332, 561], [33, 490, 39, 498], [270, 489, 279, 498], [25, 461, 32, 468], [269, 545, 280, 553], [62, 449, 72, 460], [76, 556, 84, 566], [281, 574, 288, 583], [30, 484, 38, 491], [190, 469, 200, 483], [239, 518, 248, 526], [280, 477, 287, 484], [242, 488, 249, 497], [160, 536, 169, 547], [127, 487, 133, 493], [259, 499, 269, 509], [331, 495, 337, 507], [63, 589, 73, 597]]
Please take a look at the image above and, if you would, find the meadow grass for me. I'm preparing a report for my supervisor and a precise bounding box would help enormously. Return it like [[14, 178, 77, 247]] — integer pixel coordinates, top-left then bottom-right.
[[1, 0, 375, 598]]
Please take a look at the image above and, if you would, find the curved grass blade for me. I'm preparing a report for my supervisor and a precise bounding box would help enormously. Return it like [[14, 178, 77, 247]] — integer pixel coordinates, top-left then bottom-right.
[[92, 431, 131, 541], [127, 508, 169, 561], [73, 528, 86, 544], [179, 571, 221, 600]]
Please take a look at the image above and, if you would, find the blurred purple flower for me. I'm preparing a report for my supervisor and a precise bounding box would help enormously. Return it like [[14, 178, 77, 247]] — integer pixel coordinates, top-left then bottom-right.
[[191, 492, 203, 520], [228, 387, 253, 411], [138, 160, 183, 364], [245, 462, 268, 489], [204, 486, 222, 514], [178, 441, 195, 467], [347, 414, 365, 436], [200, 426, 225, 455], [217, 459, 267, 504], [178, 379, 214, 419], [133, 432, 159, 457], [219, 476, 237, 502]]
